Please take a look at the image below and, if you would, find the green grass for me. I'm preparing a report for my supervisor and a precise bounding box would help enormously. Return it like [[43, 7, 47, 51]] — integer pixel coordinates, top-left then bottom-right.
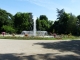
[[0, 35, 80, 40], [61, 35, 80, 40], [0, 36, 56, 40]]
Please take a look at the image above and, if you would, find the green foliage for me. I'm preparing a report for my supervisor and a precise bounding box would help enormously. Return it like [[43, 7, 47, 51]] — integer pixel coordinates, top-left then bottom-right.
[[36, 15, 52, 31], [76, 15, 80, 35], [14, 12, 33, 33], [66, 13, 77, 35], [0, 8, 14, 32], [1, 8, 80, 36], [53, 9, 68, 34], [52, 9, 78, 35], [39, 15, 48, 20], [1, 25, 15, 33]]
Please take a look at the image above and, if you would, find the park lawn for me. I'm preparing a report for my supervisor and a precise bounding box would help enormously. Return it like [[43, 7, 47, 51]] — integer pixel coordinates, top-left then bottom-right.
[[0, 35, 80, 40]]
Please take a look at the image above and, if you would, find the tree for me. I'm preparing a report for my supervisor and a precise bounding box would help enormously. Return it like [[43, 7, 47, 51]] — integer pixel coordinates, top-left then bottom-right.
[[47, 20, 54, 33], [76, 15, 80, 35], [77, 15, 80, 20], [66, 13, 77, 35], [2, 25, 15, 33], [0, 8, 14, 32], [53, 9, 69, 34], [39, 15, 48, 21], [53, 9, 78, 35], [14, 12, 33, 33], [36, 15, 52, 31]]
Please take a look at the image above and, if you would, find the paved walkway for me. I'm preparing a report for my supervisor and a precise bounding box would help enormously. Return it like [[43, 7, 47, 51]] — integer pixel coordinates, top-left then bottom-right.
[[0, 39, 80, 60]]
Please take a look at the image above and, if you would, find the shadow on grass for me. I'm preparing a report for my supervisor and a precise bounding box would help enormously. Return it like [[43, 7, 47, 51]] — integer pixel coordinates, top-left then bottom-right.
[[0, 53, 80, 60], [34, 40, 80, 55]]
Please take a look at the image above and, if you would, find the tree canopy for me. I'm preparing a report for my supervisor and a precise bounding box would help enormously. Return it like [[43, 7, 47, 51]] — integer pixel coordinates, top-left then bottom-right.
[[14, 12, 33, 33], [0, 8, 80, 35], [0, 8, 14, 32]]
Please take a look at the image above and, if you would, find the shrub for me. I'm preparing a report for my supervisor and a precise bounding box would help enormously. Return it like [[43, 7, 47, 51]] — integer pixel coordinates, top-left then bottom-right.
[[25, 34, 28, 37], [1, 25, 15, 33]]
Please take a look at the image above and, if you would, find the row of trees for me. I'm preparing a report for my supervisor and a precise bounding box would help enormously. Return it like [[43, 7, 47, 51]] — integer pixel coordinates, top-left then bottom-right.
[[0, 8, 53, 34], [1, 8, 80, 35], [53, 9, 80, 35]]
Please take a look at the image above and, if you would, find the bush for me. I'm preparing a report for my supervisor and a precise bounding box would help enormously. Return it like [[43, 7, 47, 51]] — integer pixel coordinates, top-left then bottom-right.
[[25, 34, 28, 37], [1, 25, 15, 33]]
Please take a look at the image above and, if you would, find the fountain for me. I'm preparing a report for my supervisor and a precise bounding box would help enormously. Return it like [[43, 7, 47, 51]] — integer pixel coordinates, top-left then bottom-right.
[[33, 16, 48, 37], [33, 16, 36, 36], [21, 16, 53, 37]]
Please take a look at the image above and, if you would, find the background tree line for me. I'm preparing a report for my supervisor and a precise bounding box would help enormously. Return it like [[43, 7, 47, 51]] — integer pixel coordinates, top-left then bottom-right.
[[53, 9, 80, 35], [0, 8, 53, 34], [0, 8, 80, 35]]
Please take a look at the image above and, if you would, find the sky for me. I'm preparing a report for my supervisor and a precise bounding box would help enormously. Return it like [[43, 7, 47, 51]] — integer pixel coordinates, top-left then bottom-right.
[[0, 0, 80, 21]]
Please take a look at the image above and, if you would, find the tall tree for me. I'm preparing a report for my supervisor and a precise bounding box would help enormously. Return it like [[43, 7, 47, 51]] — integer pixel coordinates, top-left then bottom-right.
[[36, 15, 52, 31], [76, 15, 80, 35], [0, 8, 14, 32], [39, 15, 48, 21], [53, 9, 78, 35], [53, 9, 69, 34], [66, 13, 77, 35], [14, 12, 33, 33]]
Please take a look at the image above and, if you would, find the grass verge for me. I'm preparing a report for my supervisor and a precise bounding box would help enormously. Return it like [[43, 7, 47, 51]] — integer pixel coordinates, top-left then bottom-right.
[[0, 35, 80, 40]]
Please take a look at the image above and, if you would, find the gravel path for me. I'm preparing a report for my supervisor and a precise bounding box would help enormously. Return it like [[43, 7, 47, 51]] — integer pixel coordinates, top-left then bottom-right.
[[0, 39, 80, 60]]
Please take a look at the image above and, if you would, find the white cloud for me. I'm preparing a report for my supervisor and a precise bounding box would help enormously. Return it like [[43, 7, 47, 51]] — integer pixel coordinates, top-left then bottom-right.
[[19, 0, 71, 12], [71, 0, 78, 3]]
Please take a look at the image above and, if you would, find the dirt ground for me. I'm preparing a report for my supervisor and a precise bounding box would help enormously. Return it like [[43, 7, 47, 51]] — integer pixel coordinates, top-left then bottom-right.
[[0, 39, 80, 60]]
